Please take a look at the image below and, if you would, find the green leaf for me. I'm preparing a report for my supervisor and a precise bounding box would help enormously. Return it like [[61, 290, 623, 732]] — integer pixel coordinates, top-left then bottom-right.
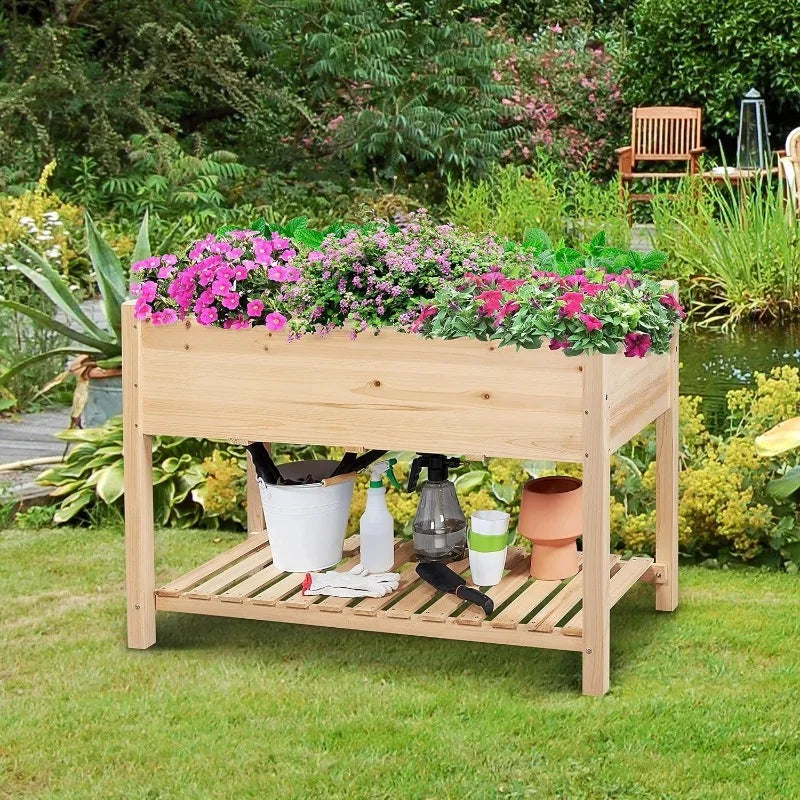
[[0, 346, 102, 387], [53, 489, 94, 524], [283, 216, 309, 236], [454, 470, 487, 493], [491, 481, 516, 505], [522, 228, 552, 253], [131, 211, 151, 264], [0, 300, 116, 356], [522, 460, 554, 478], [641, 250, 668, 272], [9, 250, 110, 341], [292, 228, 325, 248], [84, 210, 126, 338], [766, 466, 800, 501], [588, 230, 606, 254], [95, 462, 125, 504], [153, 480, 176, 526]]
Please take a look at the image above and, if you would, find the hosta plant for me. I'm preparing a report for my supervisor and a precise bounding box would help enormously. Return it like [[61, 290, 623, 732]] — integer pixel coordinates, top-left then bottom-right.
[[37, 416, 242, 527]]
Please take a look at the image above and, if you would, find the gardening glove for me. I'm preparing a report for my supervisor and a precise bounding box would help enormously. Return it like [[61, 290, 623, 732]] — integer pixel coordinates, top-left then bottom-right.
[[302, 564, 400, 598]]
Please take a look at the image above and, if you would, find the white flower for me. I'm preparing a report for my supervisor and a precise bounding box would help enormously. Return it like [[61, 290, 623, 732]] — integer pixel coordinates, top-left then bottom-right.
[[19, 216, 34, 224], [43, 211, 60, 221], [45, 246, 62, 259], [35, 233, 53, 241]]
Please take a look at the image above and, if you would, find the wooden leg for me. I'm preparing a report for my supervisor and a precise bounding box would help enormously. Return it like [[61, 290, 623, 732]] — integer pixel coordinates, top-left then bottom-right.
[[246, 446, 267, 536], [655, 331, 679, 612], [122, 304, 156, 649], [581, 357, 611, 696]]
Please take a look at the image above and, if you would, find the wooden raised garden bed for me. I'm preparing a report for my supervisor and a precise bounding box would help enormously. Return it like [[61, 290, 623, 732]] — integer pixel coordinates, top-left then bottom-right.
[[122, 298, 679, 696]]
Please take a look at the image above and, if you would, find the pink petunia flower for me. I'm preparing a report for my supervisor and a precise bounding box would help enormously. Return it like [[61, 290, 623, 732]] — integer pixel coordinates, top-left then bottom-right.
[[198, 307, 218, 326], [268, 265, 289, 282], [494, 300, 520, 325], [557, 291, 584, 318], [308, 251, 325, 263], [221, 292, 241, 310], [140, 281, 157, 303], [212, 278, 231, 296], [659, 294, 686, 319], [579, 313, 603, 332], [549, 338, 570, 350], [410, 305, 439, 332], [134, 298, 151, 320], [624, 332, 651, 358], [475, 290, 503, 315], [247, 299, 265, 317], [265, 311, 287, 331]]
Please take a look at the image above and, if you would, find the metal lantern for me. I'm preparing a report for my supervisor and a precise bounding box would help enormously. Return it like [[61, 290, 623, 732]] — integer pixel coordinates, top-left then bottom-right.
[[737, 88, 770, 170]]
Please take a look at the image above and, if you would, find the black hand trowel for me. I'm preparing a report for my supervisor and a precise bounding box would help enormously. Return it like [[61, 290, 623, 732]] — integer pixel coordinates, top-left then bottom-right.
[[415, 562, 494, 616]]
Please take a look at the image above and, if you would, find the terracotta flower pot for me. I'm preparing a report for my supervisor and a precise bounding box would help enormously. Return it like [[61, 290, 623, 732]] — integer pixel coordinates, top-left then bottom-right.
[[518, 476, 582, 580]]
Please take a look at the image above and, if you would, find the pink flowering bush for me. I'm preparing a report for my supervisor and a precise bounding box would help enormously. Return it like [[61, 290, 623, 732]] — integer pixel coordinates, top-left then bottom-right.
[[129, 230, 299, 330], [410, 266, 684, 357], [496, 23, 627, 175]]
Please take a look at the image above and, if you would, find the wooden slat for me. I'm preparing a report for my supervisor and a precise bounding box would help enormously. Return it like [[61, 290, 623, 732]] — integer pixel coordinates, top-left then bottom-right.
[[156, 593, 585, 651], [530, 556, 621, 633], [457, 555, 530, 626], [490, 577, 562, 629], [315, 540, 412, 613], [352, 565, 421, 616], [187, 546, 274, 598], [158, 534, 268, 597], [562, 557, 653, 636], [384, 558, 469, 619], [220, 563, 283, 602], [419, 547, 527, 624]]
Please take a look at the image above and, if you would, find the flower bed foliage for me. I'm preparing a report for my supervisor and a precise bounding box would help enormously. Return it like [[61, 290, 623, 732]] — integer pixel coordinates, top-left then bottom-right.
[[131, 214, 682, 357]]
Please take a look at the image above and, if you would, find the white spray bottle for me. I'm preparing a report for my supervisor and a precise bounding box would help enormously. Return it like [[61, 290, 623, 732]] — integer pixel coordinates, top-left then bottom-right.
[[360, 458, 400, 573]]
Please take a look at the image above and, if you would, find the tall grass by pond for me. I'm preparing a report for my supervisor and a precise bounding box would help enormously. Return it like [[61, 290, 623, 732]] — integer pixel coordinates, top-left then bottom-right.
[[653, 176, 800, 327], [448, 166, 800, 328]]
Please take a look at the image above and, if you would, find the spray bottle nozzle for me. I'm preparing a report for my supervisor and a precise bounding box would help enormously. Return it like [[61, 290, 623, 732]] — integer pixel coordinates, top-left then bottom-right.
[[369, 458, 400, 490]]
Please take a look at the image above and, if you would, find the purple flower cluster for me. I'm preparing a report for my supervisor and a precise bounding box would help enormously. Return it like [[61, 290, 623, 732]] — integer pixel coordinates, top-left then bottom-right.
[[286, 210, 514, 337]]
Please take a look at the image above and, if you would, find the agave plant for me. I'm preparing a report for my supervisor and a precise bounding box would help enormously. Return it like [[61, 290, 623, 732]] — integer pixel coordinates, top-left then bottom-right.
[[0, 211, 149, 386]]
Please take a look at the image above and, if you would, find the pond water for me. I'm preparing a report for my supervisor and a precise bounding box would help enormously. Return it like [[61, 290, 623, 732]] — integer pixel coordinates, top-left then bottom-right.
[[680, 322, 800, 432]]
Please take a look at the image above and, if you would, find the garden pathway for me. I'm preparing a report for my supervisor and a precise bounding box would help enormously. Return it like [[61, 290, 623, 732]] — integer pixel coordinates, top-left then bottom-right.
[[0, 408, 69, 505]]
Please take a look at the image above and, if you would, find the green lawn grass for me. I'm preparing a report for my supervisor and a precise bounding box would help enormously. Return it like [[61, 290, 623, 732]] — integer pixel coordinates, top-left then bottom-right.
[[2, 526, 799, 800]]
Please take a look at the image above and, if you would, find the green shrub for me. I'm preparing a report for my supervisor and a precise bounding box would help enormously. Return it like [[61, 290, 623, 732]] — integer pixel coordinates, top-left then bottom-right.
[[304, 0, 513, 180], [625, 0, 800, 141]]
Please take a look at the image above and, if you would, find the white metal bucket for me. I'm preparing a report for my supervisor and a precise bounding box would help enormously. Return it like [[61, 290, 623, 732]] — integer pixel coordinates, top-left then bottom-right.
[[258, 460, 355, 572]]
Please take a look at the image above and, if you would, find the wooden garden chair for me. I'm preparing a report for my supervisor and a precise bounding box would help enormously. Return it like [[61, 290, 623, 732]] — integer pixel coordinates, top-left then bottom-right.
[[779, 127, 800, 217], [616, 107, 706, 209]]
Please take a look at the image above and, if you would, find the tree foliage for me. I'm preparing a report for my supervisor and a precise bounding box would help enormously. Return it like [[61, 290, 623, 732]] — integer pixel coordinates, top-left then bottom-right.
[[625, 0, 800, 142]]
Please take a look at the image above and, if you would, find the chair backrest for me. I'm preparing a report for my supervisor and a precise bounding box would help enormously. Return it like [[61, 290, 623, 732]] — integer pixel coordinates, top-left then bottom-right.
[[786, 127, 800, 163], [780, 156, 799, 216], [631, 107, 702, 161]]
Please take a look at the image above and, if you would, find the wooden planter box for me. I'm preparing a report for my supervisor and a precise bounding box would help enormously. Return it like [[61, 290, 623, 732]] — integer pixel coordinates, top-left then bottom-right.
[[122, 299, 679, 696]]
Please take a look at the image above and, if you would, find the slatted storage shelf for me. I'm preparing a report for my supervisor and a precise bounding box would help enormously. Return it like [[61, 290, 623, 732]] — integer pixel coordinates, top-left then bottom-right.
[[155, 533, 655, 651], [123, 286, 679, 696]]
